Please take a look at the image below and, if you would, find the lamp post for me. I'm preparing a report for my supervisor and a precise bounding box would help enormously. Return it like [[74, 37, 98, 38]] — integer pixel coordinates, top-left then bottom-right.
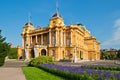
[[74, 45, 77, 63]]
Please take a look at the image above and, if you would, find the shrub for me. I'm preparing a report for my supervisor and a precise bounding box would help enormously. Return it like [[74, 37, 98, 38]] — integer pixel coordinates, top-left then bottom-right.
[[28, 56, 55, 67], [0, 58, 5, 66], [0, 30, 10, 66]]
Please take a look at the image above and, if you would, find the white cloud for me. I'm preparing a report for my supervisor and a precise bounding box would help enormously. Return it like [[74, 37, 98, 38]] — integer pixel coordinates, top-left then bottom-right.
[[102, 19, 120, 48], [114, 19, 120, 28]]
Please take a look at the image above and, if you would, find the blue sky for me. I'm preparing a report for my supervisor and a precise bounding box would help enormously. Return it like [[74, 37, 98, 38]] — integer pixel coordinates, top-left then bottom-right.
[[0, 0, 120, 49]]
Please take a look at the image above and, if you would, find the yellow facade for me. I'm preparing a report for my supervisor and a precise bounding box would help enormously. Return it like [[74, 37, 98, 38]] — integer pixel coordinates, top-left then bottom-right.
[[18, 12, 100, 62]]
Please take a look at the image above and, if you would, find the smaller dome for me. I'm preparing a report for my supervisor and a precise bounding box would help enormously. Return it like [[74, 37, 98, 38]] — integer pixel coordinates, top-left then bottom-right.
[[76, 23, 86, 30], [52, 12, 62, 18], [81, 26, 86, 30], [25, 22, 33, 26], [77, 23, 83, 26]]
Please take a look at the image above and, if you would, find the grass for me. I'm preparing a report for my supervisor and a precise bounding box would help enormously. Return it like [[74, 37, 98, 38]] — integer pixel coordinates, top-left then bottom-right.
[[22, 66, 65, 80]]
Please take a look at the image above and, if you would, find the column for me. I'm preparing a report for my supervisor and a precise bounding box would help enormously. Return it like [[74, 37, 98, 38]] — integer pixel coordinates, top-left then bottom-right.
[[74, 46, 77, 63], [36, 35, 38, 44], [55, 30, 58, 46], [34, 46, 36, 57], [25, 49, 29, 60], [60, 30, 63, 46], [70, 30, 72, 46], [64, 32, 66, 46], [22, 37, 24, 48], [26, 36, 28, 47], [30, 36, 32, 44], [41, 34, 43, 45], [49, 30, 51, 46], [94, 41, 96, 50]]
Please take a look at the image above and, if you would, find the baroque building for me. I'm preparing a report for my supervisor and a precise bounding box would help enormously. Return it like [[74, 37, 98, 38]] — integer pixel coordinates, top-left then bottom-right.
[[18, 4, 100, 62]]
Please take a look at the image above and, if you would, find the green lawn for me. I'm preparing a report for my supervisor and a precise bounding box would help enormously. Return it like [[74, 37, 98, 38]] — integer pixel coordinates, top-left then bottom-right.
[[22, 67, 65, 80]]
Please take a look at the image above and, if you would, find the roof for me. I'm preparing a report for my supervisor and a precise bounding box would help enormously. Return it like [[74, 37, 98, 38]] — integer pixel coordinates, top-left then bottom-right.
[[25, 22, 33, 26], [51, 12, 62, 19]]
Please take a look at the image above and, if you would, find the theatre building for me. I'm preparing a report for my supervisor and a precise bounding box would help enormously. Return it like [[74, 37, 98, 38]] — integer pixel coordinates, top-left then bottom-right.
[[18, 9, 100, 62]]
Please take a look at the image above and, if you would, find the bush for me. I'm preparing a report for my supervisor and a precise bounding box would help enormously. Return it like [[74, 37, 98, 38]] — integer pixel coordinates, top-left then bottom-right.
[[0, 30, 10, 66], [7, 48, 17, 59], [28, 56, 55, 67], [0, 58, 5, 66]]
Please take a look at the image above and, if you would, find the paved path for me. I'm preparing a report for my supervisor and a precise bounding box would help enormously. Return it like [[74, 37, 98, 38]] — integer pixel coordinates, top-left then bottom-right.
[[0, 59, 26, 80]]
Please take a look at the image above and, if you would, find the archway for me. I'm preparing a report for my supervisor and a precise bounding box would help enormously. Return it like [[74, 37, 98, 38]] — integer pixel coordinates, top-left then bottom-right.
[[31, 49, 35, 58], [41, 49, 46, 56]]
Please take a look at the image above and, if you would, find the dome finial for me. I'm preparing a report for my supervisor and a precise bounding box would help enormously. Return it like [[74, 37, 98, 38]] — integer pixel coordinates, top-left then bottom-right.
[[51, 0, 62, 18], [24, 13, 33, 26], [28, 12, 31, 23], [56, 0, 59, 15]]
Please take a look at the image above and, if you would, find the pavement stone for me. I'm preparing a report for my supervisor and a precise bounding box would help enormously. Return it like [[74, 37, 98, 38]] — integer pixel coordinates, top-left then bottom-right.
[[0, 59, 26, 80]]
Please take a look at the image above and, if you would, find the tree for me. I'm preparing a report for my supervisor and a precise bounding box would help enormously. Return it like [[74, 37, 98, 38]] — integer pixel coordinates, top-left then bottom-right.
[[0, 30, 10, 66], [8, 48, 17, 59], [117, 49, 120, 59], [108, 53, 117, 60], [100, 51, 109, 60]]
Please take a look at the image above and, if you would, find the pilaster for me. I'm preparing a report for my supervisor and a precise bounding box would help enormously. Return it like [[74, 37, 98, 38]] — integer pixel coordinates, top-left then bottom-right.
[[55, 29, 58, 46], [36, 35, 38, 44], [22, 37, 24, 49], [30, 36, 32, 45], [41, 34, 43, 45], [49, 29, 52, 46], [64, 31, 66, 47], [60, 30, 63, 46]]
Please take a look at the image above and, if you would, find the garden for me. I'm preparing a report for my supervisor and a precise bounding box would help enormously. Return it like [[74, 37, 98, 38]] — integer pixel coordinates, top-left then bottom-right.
[[23, 56, 120, 80]]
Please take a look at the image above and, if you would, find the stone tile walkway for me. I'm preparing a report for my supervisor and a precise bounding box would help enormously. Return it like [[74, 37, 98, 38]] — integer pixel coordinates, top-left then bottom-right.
[[0, 59, 26, 80]]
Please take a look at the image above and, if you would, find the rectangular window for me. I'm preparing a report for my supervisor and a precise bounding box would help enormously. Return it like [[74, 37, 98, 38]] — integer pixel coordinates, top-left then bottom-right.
[[52, 50, 55, 56]]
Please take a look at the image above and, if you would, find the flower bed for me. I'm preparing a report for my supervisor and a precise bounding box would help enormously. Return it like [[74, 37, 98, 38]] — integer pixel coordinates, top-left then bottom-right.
[[39, 64, 120, 80], [81, 65, 120, 71]]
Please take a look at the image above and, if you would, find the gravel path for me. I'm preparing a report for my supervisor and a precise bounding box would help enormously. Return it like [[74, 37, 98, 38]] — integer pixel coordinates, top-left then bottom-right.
[[0, 59, 26, 80]]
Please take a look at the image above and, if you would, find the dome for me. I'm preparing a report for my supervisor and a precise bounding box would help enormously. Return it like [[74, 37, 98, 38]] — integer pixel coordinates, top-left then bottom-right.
[[81, 26, 86, 30], [52, 12, 62, 18], [25, 22, 33, 26], [76, 23, 86, 30]]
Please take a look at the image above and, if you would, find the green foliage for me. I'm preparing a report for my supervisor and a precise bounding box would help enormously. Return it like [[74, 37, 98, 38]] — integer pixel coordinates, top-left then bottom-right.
[[7, 48, 17, 59], [101, 50, 117, 60], [100, 51, 109, 59], [28, 56, 55, 67], [0, 58, 5, 66], [22, 67, 64, 80], [117, 49, 120, 58], [109, 53, 117, 60], [0, 30, 10, 66], [82, 65, 120, 71]]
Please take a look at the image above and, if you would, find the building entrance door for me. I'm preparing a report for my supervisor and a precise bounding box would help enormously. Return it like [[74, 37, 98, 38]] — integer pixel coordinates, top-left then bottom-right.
[[31, 49, 35, 58], [41, 49, 46, 56]]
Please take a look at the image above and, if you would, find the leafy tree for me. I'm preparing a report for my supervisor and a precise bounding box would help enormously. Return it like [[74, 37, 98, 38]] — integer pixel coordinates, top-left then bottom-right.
[[8, 48, 17, 59], [108, 53, 117, 60], [117, 49, 120, 59], [100, 51, 109, 60], [0, 30, 10, 66]]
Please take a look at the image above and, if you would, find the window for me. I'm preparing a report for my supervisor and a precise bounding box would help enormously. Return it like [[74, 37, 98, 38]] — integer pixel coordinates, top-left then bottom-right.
[[52, 36, 56, 45], [52, 50, 55, 56], [66, 50, 70, 56], [80, 51, 83, 59]]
